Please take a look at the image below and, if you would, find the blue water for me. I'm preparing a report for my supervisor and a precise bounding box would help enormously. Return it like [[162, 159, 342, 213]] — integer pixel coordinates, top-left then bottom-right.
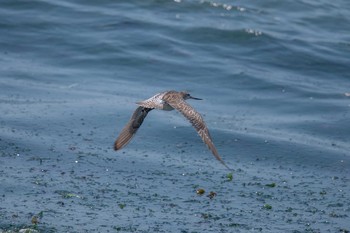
[[1, 0, 350, 232]]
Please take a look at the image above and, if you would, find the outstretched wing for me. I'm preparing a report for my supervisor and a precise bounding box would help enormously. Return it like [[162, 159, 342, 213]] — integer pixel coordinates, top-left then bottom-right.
[[163, 96, 231, 170], [114, 106, 153, 150]]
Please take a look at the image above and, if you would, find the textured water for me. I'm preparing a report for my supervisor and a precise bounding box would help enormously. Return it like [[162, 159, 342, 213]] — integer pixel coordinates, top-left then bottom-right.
[[1, 0, 350, 232]]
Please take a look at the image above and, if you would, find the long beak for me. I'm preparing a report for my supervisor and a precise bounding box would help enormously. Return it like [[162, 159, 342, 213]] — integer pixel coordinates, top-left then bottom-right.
[[189, 95, 202, 100]]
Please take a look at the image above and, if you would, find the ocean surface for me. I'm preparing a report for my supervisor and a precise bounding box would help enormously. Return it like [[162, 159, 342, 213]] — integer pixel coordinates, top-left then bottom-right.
[[1, 0, 350, 232]]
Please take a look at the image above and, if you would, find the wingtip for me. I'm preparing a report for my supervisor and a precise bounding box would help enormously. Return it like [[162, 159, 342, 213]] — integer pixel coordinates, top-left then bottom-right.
[[114, 139, 124, 151], [113, 142, 119, 151]]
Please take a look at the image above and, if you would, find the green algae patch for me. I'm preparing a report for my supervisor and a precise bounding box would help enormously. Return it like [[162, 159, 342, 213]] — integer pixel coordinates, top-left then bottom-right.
[[226, 173, 233, 181], [263, 204, 272, 210], [55, 190, 83, 199], [265, 183, 276, 188], [118, 203, 126, 209]]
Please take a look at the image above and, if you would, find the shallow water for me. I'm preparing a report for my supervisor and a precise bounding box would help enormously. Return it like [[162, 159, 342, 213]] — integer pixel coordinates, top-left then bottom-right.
[[1, 0, 350, 232]]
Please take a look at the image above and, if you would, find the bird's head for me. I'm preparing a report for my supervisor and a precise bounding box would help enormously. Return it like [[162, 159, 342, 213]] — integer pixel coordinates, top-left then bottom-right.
[[180, 91, 202, 100]]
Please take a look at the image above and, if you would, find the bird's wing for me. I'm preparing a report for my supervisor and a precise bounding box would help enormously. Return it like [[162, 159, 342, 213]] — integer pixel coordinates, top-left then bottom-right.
[[114, 106, 152, 150], [163, 97, 231, 170]]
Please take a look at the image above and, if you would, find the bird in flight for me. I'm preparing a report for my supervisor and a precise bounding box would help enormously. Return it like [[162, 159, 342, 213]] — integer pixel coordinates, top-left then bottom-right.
[[114, 90, 231, 170]]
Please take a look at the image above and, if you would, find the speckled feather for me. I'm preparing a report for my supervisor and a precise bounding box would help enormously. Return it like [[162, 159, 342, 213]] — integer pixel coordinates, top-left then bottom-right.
[[136, 91, 173, 110], [162, 91, 231, 170]]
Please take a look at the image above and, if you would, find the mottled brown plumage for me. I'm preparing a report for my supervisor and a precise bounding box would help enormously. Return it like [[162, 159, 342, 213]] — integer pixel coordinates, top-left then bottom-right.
[[114, 91, 231, 170]]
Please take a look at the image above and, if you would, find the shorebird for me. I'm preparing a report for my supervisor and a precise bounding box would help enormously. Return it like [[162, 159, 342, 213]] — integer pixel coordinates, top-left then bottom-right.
[[114, 90, 230, 170]]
